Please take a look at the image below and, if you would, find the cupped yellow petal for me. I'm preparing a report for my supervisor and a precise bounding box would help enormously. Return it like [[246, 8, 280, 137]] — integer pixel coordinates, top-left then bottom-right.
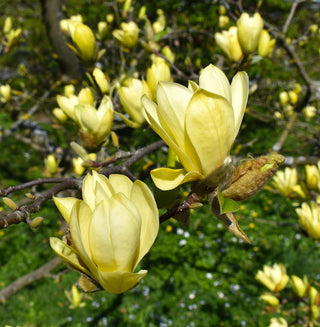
[[108, 174, 133, 197], [82, 171, 113, 209], [69, 201, 97, 275], [49, 237, 93, 277], [142, 96, 199, 173], [185, 89, 235, 176], [156, 82, 193, 149], [130, 180, 159, 267], [199, 64, 232, 103], [151, 167, 203, 191], [97, 270, 148, 294], [230, 71, 249, 137], [53, 197, 79, 224], [89, 195, 141, 272]]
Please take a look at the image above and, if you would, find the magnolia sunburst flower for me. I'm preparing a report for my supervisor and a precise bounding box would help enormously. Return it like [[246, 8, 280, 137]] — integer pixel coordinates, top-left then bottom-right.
[[142, 64, 249, 191], [50, 171, 159, 294]]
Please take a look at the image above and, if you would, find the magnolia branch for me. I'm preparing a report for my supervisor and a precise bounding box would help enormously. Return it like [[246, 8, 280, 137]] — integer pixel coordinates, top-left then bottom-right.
[[0, 257, 63, 303], [0, 140, 166, 229], [0, 180, 80, 229]]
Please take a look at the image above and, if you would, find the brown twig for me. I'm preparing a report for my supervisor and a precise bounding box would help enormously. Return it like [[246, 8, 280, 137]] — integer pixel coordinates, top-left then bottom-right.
[[100, 139, 166, 176], [272, 112, 298, 152], [282, 0, 306, 34], [0, 256, 63, 303], [0, 177, 78, 196], [159, 193, 200, 223], [0, 180, 80, 229]]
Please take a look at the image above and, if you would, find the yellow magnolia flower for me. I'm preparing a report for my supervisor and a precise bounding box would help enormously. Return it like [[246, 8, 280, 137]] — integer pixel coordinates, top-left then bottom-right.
[[56, 88, 94, 122], [142, 64, 249, 191], [68, 23, 96, 63], [215, 26, 243, 62], [50, 171, 159, 294], [112, 21, 139, 49], [0, 84, 11, 102], [75, 95, 114, 150], [258, 29, 276, 57], [305, 163, 320, 191], [237, 12, 263, 54], [270, 167, 299, 197], [296, 202, 320, 240], [93, 68, 110, 94], [302, 105, 317, 119], [146, 56, 171, 100], [65, 285, 86, 309], [268, 318, 288, 327], [255, 263, 289, 292], [260, 293, 280, 307], [44, 154, 59, 176], [118, 78, 152, 126], [290, 275, 308, 297]]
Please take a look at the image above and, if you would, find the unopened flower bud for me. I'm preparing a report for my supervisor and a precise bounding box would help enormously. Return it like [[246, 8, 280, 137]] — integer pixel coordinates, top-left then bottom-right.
[[3, 17, 12, 34], [237, 12, 263, 54], [291, 275, 308, 297], [222, 153, 285, 201], [279, 91, 289, 107], [3, 197, 18, 210], [97, 21, 108, 40], [29, 217, 44, 230], [69, 23, 96, 63], [288, 91, 298, 104], [93, 68, 109, 94], [70, 141, 90, 161]]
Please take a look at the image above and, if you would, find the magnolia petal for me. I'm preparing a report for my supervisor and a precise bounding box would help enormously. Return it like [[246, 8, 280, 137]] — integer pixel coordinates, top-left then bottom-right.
[[108, 194, 141, 271], [79, 104, 98, 133], [108, 174, 133, 197], [185, 89, 235, 176], [89, 195, 141, 272], [88, 201, 116, 272], [56, 95, 78, 121], [130, 180, 159, 268], [230, 71, 249, 137], [69, 201, 98, 275], [151, 167, 203, 191], [49, 237, 92, 277], [82, 171, 113, 210], [156, 82, 193, 149], [199, 64, 232, 103], [97, 270, 147, 294], [142, 96, 199, 173], [53, 197, 79, 224], [188, 80, 199, 92]]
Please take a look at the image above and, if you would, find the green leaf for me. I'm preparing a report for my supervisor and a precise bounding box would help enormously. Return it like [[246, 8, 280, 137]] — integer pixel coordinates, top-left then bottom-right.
[[217, 188, 240, 214]]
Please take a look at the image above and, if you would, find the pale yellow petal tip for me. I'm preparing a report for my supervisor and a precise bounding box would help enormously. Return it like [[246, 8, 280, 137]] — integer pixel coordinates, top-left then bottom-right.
[[98, 270, 148, 294]]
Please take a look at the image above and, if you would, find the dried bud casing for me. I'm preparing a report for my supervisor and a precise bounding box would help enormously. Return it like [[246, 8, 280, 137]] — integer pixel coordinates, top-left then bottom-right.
[[222, 153, 285, 201]]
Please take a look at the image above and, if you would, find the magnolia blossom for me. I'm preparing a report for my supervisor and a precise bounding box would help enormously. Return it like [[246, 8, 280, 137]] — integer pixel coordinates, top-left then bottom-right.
[[215, 26, 243, 62], [271, 167, 300, 197], [112, 21, 139, 49], [50, 171, 159, 294], [296, 202, 320, 240], [237, 12, 263, 54], [268, 318, 288, 327], [255, 263, 289, 293], [290, 275, 308, 297], [118, 78, 152, 126], [258, 29, 276, 57], [142, 64, 249, 191]]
